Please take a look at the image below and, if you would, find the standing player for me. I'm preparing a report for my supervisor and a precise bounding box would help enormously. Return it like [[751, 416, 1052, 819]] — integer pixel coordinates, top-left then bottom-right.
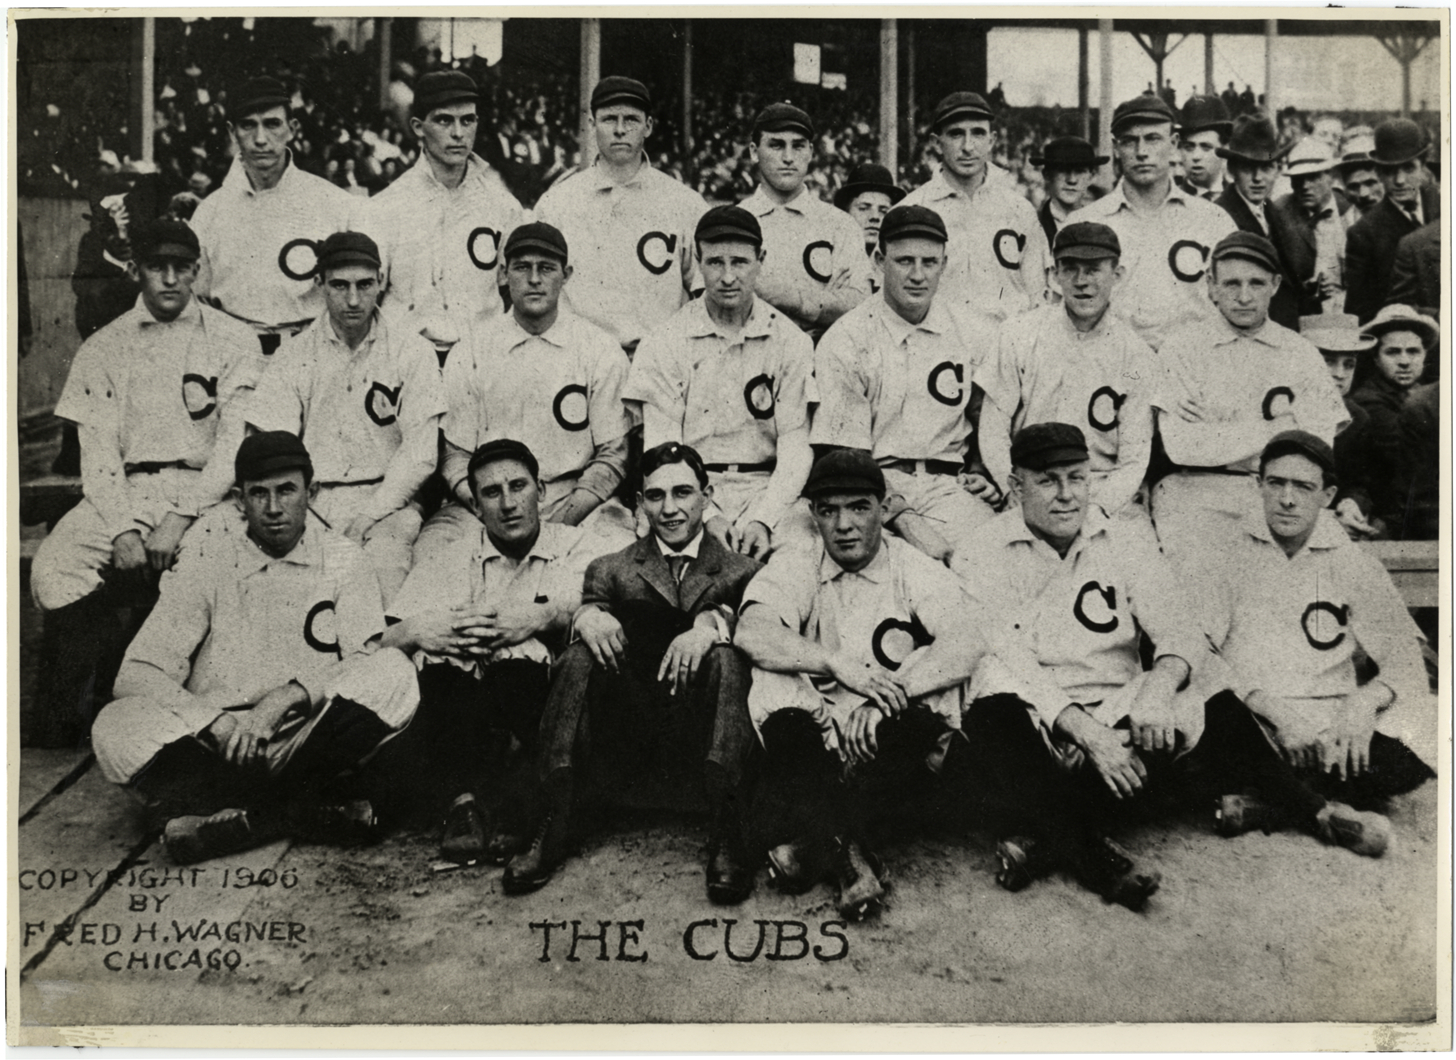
[[532, 76, 704, 356], [811, 205, 1000, 570], [418, 222, 635, 561], [1213, 112, 1299, 329], [1150, 232, 1347, 578], [242, 231, 445, 606], [979, 222, 1156, 518], [625, 205, 815, 559], [1029, 136, 1107, 247], [369, 70, 527, 357], [1175, 95, 1233, 200], [739, 102, 871, 340], [1069, 93, 1235, 350], [190, 77, 360, 354], [902, 92, 1051, 323]]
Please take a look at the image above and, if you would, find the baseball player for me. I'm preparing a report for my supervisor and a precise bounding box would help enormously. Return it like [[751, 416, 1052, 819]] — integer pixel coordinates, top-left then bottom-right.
[[739, 102, 871, 340], [810, 204, 999, 570], [91, 432, 419, 864], [241, 231, 445, 606], [1151, 232, 1348, 580], [625, 205, 815, 560], [901, 92, 1051, 324], [1068, 93, 1236, 351], [1029, 136, 1108, 247], [1202, 431, 1435, 849], [532, 76, 704, 356], [190, 77, 360, 354], [369, 70, 527, 357], [32, 219, 262, 734], [979, 221, 1156, 518], [384, 439, 614, 866], [734, 449, 985, 920], [416, 222, 635, 562]]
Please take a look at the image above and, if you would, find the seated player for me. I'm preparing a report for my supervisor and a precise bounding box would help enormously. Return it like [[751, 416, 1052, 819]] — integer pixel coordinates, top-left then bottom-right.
[[383, 439, 612, 865], [91, 432, 419, 864], [626, 205, 815, 560], [503, 443, 762, 903], [1201, 431, 1435, 839], [734, 449, 985, 920], [1301, 314, 1381, 540], [418, 222, 635, 563], [979, 221, 1156, 519], [959, 424, 1392, 915], [32, 218, 261, 739], [242, 231, 445, 606], [811, 204, 1000, 569]]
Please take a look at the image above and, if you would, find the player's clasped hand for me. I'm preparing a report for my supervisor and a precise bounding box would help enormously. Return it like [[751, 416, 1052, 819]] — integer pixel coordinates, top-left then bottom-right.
[[657, 625, 717, 697], [112, 529, 149, 572], [405, 608, 497, 657], [842, 703, 884, 764], [726, 520, 773, 561], [828, 651, 908, 716], [576, 606, 628, 673]]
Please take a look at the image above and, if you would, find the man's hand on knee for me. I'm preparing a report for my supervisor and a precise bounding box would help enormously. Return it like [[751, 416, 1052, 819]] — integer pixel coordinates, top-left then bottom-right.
[[342, 514, 376, 546], [145, 513, 194, 572], [112, 529, 148, 572]]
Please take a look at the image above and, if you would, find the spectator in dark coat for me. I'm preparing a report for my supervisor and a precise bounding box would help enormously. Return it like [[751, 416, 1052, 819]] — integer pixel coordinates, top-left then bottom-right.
[[1302, 315, 1379, 540], [1385, 221, 1440, 323], [1394, 382, 1439, 541], [1271, 138, 1355, 318]]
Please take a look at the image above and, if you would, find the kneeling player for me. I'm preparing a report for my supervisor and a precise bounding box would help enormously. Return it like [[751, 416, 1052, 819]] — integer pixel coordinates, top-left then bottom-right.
[[734, 449, 984, 920], [92, 433, 419, 863]]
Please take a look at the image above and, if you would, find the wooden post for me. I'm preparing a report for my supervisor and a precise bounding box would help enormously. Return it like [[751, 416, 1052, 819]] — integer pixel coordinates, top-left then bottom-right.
[[579, 18, 601, 167], [1204, 32, 1214, 95], [879, 19, 898, 175], [140, 17, 155, 163], [1264, 19, 1276, 118], [1098, 19, 1114, 184], [905, 25, 915, 170], [1078, 26, 1090, 139], [682, 20, 693, 159], [378, 18, 393, 112]]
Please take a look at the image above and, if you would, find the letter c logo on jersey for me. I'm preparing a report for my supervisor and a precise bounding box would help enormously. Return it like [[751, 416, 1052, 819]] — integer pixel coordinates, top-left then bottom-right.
[[992, 229, 1026, 270], [552, 383, 590, 432], [1167, 240, 1211, 283], [743, 374, 776, 420], [467, 227, 501, 271], [871, 615, 933, 672], [365, 382, 402, 427], [304, 600, 341, 658], [278, 238, 322, 282], [181, 374, 219, 421], [802, 241, 834, 284], [1087, 386, 1126, 432], [1072, 581, 1119, 634], [927, 361, 965, 407], [1301, 600, 1348, 651], [637, 232, 677, 276], [1262, 386, 1295, 420]]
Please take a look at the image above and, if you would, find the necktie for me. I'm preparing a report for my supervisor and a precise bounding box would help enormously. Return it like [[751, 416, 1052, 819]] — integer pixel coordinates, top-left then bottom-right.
[[666, 554, 689, 585]]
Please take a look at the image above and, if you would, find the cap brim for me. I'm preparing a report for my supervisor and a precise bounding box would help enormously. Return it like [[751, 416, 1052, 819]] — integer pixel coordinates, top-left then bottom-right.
[[1017, 447, 1090, 471], [880, 223, 948, 245], [1310, 335, 1376, 353], [139, 242, 200, 262], [1212, 249, 1280, 273], [419, 90, 479, 111], [934, 107, 993, 129], [1372, 148, 1429, 166], [1054, 245, 1119, 261], [1216, 144, 1294, 163], [696, 224, 761, 245], [237, 454, 312, 483], [1039, 156, 1110, 169], [593, 92, 650, 112], [1364, 319, 1439, 346], [803, 476, 885, 499], [1112, 112, 1174, 134], [757, 121, 815, 139], [1284, 161, 1337, 176], [318, 251, 381, 270], [505, 238, 568, 262], [833, 182, 906, 210]]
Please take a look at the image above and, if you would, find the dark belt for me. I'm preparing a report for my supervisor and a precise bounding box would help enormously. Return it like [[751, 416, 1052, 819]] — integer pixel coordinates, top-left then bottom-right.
[[704, 461, 776, 474], [123, 461, 193, 476], [883, 458, 963, 476], [316, 477, 386, 489], [1174, 466, 1257, 478]]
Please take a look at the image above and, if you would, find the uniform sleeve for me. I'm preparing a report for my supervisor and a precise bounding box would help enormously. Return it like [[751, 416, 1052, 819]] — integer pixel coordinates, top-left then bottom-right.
[[1119, 520, 1210, 677], [361, 335, 446, 523], [575, 338, 632, 502], [808, 321, 874, 451], [1347, 543, 1428, 710], [806, 211, 872, 326], [187, 318, 268, 516], [621, 333, 684, 448], [440, 332, 483, 453], [679, 189, 705, 297], [1154, 334, 1278, 468], [739, 551, 813, 633], [1292, 343, 1350, 447], [977, 317, 1027, 492], [243, 344, 306, 435], [59, 341, 140, 539], [190, 197, 218, 305], [1017, 203, 1053, 309], [1094, 337, 1156, 515], [743, 329, 816, 531]]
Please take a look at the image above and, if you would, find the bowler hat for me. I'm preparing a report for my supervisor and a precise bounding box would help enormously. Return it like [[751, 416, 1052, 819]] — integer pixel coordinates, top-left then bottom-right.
[[930, 92, 994, 131], [503, 222, 568, 264], [1216, 113, 1290, 164], [803, 449, 885, 499], [1031, 136, 1108, 171], [1371, 118, 1429, 166], [1179, 95, 1232, 138], [1011, 422, 1089, 472], [833, 163, 906, 211], [1111, 94, 1177, 135]]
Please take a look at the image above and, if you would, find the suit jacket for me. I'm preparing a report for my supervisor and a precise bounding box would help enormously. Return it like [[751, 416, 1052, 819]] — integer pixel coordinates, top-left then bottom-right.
[[579, 532, 763, 656], [1386, 221, 1441, 321], [1036, 198, 1059, 249], [1268, 193, 1354, 318], [1215, 187, 1301, 330], [1344, 183, 1441, 323]]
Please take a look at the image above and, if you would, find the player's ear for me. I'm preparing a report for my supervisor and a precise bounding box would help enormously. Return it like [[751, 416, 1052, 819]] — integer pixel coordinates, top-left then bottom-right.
[[1317, 482, 1337, 509], [643, 115, 655, 138], [1007, 470, 1024, 503], [124, 260, 141, 285], [307, 479, 321, 503], [562, 263, 574, 283], [1112, 261, 1126, 285], [1267, 270, 1282, 294], [287, 116, 302, 142], [872, 246, 884, 268], [749, 141, 760, 166]]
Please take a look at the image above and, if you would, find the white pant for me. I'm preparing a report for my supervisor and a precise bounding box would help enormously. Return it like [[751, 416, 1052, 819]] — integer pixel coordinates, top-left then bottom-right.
[[1151, 470, 1260, 583], [31, 467, 200, 612], [310, 484, 421, 608], [706, 469, 818, 553], [93, 647, 419, 785], [883, 468, 996, 575]]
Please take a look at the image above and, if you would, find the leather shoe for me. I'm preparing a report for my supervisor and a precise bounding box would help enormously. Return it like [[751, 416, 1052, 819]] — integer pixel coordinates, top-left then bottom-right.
[[832, 837, 885, 921], [502, 812, 569, 895], [706, 834, 755, 905], [1215, 793, 1271, 837], [767, 838, 830, 895], [440, 793, 486, 864], [1316, 801, 1390, 858], [164, 807, 283, 865], [994, 836, 1054, 893]]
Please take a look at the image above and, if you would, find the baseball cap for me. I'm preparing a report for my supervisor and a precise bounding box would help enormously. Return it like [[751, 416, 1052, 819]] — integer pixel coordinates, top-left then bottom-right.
[[591, 76, 652, 114], [235, 430, 312, 485], [1362, 304, 1440, 349], [503, 222, 569, 264], [1111, 93, 1177, 135], [131, 218, 201, 263], [315, 230, 381, 271], [752, 102, 815, 141], [802, 449, 886, 500], [833, 163, 906, 211], [1178, 95, 1232, 138], [930, 92, 993, 131], [1010, 422, 1089, 472], [1210, 231, 1281, 275], [230, 76, 292, 119], [413, 70, 479, 116], [1260, 430, 1336, 481], [695, 204, 762, 247], [1030, 136, 1109, 171], [1300, 313, 1374, 354], [1053, 221, 1121, 262], [878, 204, 948, 248], [467, 438, 541, 482]]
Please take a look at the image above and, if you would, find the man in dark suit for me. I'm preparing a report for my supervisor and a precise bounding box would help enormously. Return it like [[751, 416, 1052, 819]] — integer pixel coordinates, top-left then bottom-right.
[[1214, 113, 1298, 328], [1270, 137, 1355, 318], [504, 442, 762, 902], [1345, 118, 1441, 323], [1386, 221, 1440, 322], [1175, 95, 1232, 200], [1030, 136, 1107, 246]]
